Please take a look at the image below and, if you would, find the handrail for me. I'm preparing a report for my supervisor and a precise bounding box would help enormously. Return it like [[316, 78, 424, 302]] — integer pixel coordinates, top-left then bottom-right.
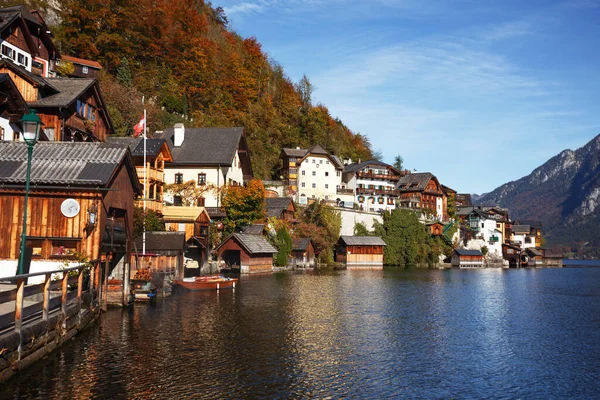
[[3, 263, 92, 282]]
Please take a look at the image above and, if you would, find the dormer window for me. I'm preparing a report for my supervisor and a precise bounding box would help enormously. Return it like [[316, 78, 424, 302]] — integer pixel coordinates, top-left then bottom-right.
[[82, 66, 89, 74]]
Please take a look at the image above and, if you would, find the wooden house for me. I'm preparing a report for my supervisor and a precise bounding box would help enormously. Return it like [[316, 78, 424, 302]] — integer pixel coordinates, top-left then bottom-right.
[[397, 172, 448, 221], [451, 249, 484, 268], [0, 73, 29, 141], [107, 137, 173, 214], [427, 221, 444, 236], [502, 243, 522, 268], [524, 248, 544, 267], [0, 141, 141, 282], [58, 55, 102, 79], [342, 159, 402, 213], [335, 236, 386, 269], [132, 232, 185, 278], [291, 238, 316, 268], [0, 5, 59, 77], [266, 197, 296, 221], [215, 233, 277, 274], [163, 206, 210, 242]]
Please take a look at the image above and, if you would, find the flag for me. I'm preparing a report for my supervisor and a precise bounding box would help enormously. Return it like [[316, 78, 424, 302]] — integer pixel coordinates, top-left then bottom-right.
[[133, 115, 145, 136]]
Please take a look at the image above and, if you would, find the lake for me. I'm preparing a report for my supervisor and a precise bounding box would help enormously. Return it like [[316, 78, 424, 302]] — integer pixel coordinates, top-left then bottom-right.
[[2, 268, 599, 399]]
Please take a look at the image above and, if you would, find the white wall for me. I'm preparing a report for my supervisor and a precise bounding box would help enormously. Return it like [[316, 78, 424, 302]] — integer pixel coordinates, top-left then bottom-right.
[[0, 260, 80, 285], [0, 117, 18, 141], [339, 208, 383, 236], [297, 155, 341, 202]]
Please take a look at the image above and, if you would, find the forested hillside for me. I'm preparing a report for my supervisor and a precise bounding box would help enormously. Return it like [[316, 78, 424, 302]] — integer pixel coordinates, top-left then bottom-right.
[[12, 0, 374, 178]]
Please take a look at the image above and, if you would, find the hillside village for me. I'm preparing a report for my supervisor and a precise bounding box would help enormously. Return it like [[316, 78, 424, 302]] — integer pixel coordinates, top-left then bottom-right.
[[0, 5, 563, 289]]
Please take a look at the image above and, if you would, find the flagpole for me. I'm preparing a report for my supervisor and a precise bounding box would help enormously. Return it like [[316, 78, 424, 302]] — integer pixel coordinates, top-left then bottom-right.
[[142, 101, 147, 258]]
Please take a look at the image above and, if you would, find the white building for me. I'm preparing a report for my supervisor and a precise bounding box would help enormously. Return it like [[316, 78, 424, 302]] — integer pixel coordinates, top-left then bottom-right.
[[295, 144, 343, 204], [155, 124, 253, 209], [341, 159, 402, 212]]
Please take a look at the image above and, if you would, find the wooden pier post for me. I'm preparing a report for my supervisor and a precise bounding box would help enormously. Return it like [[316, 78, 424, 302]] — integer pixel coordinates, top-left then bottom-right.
[[14, 277, 25, 360], [42, 273, 51, 322]]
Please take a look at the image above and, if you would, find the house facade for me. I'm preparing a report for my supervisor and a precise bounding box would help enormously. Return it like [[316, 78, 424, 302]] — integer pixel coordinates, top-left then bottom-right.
[[156, 124, 253, 209], [215, 233, 277, 274], [341, 159, 401, 212], [335, 236, 386, 269], [451, 249, 484, 268], [58, 55, 102, 79], [397, 172, 448, 221]]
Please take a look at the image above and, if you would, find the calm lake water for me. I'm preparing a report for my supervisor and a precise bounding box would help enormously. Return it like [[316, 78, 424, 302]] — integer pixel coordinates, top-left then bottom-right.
[[2, 268, 600, 399]]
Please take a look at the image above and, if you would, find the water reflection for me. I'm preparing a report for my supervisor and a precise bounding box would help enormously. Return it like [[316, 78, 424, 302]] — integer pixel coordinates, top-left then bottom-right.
[[1, 268, 599, 399]]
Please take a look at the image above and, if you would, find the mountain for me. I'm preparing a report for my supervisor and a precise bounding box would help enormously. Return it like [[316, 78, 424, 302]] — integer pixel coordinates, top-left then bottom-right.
[[477, 134, 600, 257]]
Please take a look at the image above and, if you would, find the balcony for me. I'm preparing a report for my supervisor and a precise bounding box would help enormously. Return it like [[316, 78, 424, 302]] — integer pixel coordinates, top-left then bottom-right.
[[336, 188, 354, 195], [136, 198, 163, 214], [136, 166, 164, 182], [356, 187, 400, 196], [357, 171, 400, 181]]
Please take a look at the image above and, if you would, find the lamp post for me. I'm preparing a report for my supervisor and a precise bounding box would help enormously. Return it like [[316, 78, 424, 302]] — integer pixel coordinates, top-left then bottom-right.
[[17, 109, 41, 275]]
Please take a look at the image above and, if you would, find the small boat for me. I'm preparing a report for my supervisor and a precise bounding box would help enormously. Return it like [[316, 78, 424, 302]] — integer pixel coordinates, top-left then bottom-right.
[[173, 275, 238, 291]]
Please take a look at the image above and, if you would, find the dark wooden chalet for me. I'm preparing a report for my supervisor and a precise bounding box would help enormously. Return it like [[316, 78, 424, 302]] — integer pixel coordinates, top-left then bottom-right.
[[58, 55, 102, 79], [215, 233, 277, 274], [266, 197, 296, 221], [451, 249, 484, 268], [502, 243, 522, 268], [335, 236, 386, 269], [397, 172, 448, 221], [427, 221, 444, 236], [0, 5, 59, 77], [0, 141, 141, 281], [132, 232, 185, 278], [291, 237, 316, 268]]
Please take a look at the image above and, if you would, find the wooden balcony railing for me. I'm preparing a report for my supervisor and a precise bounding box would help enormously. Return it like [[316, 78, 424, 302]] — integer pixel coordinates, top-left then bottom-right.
[[357, 171, 400, 181], [136, 167, 164, 182], [336, 188, 354, 195], [136, 199, 163, 213], [356, 187, 400, 196]]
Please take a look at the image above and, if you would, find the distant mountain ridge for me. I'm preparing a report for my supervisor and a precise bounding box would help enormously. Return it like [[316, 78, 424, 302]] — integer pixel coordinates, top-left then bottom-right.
[[477, 134, 600, 256]]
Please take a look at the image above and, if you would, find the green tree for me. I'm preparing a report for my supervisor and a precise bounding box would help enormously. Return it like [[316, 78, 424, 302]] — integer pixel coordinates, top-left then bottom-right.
[[274, 227, 292, 266], [393, 155, 404, 171], [354, 222, 372, 236], [116, 57, 132, 87], [133, 207, 165, 238], [296, 201, 341, 263]]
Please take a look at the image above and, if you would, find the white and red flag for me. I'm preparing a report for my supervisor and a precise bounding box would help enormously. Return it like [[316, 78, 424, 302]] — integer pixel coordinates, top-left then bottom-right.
[[133, 115, 145, 136]]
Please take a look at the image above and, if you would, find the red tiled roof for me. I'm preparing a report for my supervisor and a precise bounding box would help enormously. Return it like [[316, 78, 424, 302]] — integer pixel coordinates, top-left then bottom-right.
[[60, 55, 102, 69]]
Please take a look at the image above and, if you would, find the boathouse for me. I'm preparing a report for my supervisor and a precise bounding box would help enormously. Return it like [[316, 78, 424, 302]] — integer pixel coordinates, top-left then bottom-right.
[[451, 249, 484, 268], [291, 237, 316, 268], [132, 231, 186, 278], [215, 233, 277, 274], [0, 141, 141, 283], [335, 236, 386, 269]]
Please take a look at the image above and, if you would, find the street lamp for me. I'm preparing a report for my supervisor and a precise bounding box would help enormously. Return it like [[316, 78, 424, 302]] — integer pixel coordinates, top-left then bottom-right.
[[17, 109, 41, 275]]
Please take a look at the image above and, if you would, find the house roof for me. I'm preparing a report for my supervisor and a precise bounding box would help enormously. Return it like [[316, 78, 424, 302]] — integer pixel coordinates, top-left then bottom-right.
[[285, 144, 344, 169], [29, 78, 96, 108], [0, 58, 54, 89], [338, 235, 387, 246], [162, 206, 209, 223], [60, 55, 103, 70], [292, 237, 313, 252], [454, 249, 483, 256], [526, 248, 543, 257], [216, 233, 277, 254], [106, 137, 171, 159], [512, 225, 531, 234], [343, 159, 400, 175], [282, 147, 307, 158], [0, 141, 140, 193], [155, 126, 245, 166], [133, 232, 185, 251], [397, 172, 435, 191], [0, 73, 28, 118], [242, 224, 265, 235], [266, 197, 294, 218]]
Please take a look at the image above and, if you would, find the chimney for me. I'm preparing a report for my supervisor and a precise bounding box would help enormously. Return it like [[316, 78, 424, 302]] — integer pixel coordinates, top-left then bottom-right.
[[296, 146, 300, 150], [173, 123, 185, 147]]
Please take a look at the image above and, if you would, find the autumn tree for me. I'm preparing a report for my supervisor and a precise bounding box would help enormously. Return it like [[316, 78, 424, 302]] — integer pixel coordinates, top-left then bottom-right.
[[164, 180, 218, 207], [221, 179, 266, 233]]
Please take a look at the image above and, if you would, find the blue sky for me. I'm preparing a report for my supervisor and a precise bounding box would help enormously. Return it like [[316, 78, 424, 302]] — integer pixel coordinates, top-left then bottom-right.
[[216, 0, 600, 194]]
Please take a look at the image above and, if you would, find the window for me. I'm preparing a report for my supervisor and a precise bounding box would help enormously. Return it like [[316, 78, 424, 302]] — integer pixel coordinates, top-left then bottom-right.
[[337, 171, 341, 177], [481, 223, 484, 228], [198, 173, 206, 185], [174, 195, 183, 206], [326, 160, 330, 164], [45, 128, 55, 141], [387, 198, 394, 205], [51, 240, 79, 258], [312, 183, 316, 188], [319, 159, 323, 164], [27, 239, 44, 257], [312, 171, 316, 176], [312, 159, 315, 163], [197, 197, 205, 207], [325, 172, 329, 177], [301, 182, 305, 188], [178, 223, 185, 232], [17, 53, 25, 65], [325, 184, 329, 189], [175, 173, 183, 184], [82, 66, 89, 74], [0, 127, 3, 141], [301, 170, 305, 176], [76, 100, 85, 117]]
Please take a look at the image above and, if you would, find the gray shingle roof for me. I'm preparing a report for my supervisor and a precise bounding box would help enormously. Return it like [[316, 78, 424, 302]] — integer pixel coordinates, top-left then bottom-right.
[[266, 197, 294, 218], [282, 148, 307, 158], [397, 172, 434, 191], [0, 58, 53, 89], [224, 233, 277, 254], [292, 237, 312, 252], [133, 232, 185, 251], [106, 137, 166, 158], [512, 225, 531, 234], [343, 159, 398, 174], [339, 236, 386, 246], [29, 78, 96, 108], [0, 141, 131, 186], [155, 127, 243, 165], [241, 224, 265, 235]]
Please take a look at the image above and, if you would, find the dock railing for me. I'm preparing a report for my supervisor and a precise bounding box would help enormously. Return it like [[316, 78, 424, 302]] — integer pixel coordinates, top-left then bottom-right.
[[0, 262, 100, 342]]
